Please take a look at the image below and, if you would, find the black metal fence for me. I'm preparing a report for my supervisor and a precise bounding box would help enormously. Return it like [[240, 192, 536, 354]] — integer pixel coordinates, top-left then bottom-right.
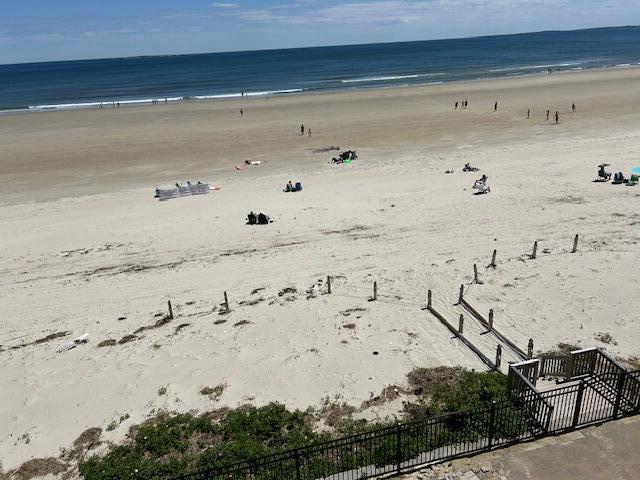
[[164, 350, 639, 480], [170, 398, 542, 480]]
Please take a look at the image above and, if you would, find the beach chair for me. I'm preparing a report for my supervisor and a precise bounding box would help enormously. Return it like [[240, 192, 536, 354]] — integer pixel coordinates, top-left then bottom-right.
[[597, 167, 611, 181], [473, 180, 490, 194]]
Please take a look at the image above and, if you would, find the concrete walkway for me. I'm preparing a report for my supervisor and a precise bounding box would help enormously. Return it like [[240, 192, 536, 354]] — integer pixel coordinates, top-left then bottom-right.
[[394, 415, 640, 480]]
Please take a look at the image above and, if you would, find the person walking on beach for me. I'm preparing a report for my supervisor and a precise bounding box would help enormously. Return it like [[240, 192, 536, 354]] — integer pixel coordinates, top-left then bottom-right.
[[546, 109, 550, 121], [527, 109, 530, 119], [240, 108, 243, 117], [572, 103, 576, 112], [308, 128, 311, 137], [300, 124, 305, 135], [494, 101, 498, 112], [455, 101, 459, 110], [555, 111, 559, 124], [464, 100, 468, 109]]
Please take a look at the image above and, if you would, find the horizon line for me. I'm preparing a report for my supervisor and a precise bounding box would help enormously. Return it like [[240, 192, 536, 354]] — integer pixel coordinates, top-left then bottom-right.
[[2, 24, 638, 67]]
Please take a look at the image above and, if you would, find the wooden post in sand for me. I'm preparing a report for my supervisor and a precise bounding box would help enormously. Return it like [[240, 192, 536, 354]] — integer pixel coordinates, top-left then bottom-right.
[[327, 276, 332, 294], [531, 241, 538, 260], [490, 249, 497, 268], [528, 338, 534, 359], [572, 234, 579, 253], [488, 309, 494, 330], [427, 289, 432, 308], [167, 300, 174, 320], [373, 281, 378, 301], [458, 284, 464, 304], [458, 314, 464, 335], [495, 345, 502, 370], [223, 291, 230, 312], [473, 263, 479, 284]]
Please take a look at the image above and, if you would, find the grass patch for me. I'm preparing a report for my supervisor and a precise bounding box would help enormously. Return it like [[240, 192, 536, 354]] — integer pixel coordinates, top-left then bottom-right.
[[79, 368, 513, 480], [402, 367, 508, 419], [80, 404, 326, 480]]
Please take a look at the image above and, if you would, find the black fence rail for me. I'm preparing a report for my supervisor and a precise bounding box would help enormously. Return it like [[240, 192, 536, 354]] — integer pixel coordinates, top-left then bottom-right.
[[159, 351, 638, 480], [165, 398, 544, 480], [539, 355, 567, 378]]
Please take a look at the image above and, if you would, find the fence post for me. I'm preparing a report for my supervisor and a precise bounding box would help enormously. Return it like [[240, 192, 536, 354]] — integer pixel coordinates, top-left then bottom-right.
[[327, 275, 331, 294], [294, 450, 302, 480], [488, 401, 497, 450], [490, 249, 497, 268], [531, 241, 538, 259], [458, 284, 464, 304], [544, 404, 554, 434], [167, 300, 174, 320], [427, 289, 432, 308], [495, 345, 502, 370], [395, 423, 402, 474], [474, 263, 479, 283], [572, 381, 585, 428], [612, 371, 627, 418], [572, 234, 579, 253], [565, 354, 575, 380], [488, 309, 494, 330], [373, 281, 377, 301], [458, 314, 464, 335], [527, 338, 534, 359], [223, 291, 230, 312]]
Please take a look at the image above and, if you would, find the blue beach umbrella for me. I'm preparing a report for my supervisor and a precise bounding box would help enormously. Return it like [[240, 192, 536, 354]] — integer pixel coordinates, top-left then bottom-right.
[[632, 166, 640, 175]]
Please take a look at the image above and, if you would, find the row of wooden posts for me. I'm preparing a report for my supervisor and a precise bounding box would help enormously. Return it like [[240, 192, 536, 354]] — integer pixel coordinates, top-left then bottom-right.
[[474, 234, 580, 283], [162, 235, 577, 367], [428, 288, 535, 370], [165, 291, 230, 319], [163, 235, 579, 318]]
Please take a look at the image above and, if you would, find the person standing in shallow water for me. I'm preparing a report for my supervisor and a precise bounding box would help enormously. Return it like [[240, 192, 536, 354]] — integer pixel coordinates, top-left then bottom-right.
[[527, 109, 530, 119], [308, 128, 311, 137], [455, 101, 458, 110], [555, 111, 559, 124], [572, 103, 576, 112], [300, 124, 304, 135], [546, 110, 550, 121], [494, 101, 498, 111]]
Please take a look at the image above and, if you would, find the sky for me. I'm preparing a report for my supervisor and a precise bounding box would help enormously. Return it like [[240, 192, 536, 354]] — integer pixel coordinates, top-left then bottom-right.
[[2, 0, 640, 64]]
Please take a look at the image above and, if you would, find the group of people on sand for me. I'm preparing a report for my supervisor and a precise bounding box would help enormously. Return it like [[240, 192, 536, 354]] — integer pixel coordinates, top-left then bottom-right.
[[526, 103, 575, 123], [454, 100, 469, 110], [300, 124, 311, 137], [597, 164, 638, 185], [247, 211, 271, 225], [284, 180, 302, 192], [444, 163, 490, 194], [332, 150, 357, 163]]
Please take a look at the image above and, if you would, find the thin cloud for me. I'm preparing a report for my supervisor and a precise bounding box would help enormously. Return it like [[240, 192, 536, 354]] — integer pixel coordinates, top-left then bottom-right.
[[211, 2, 239, 7], [221, 0, 617, 26]]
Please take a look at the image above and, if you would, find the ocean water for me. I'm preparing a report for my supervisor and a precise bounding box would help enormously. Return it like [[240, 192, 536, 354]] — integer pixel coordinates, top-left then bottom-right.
[[2, 26, 640, 111]]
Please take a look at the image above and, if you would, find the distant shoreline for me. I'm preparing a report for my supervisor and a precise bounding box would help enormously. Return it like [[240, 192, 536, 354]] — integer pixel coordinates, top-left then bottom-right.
[[2, 64, 640, 117], [2, 26, 639, 114]]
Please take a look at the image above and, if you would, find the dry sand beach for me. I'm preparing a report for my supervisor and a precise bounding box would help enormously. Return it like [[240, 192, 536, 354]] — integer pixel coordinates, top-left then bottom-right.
[[1, 68, 639, 471]]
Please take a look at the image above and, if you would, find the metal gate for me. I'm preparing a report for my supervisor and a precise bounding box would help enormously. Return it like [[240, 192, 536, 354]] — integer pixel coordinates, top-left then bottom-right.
[[541, 370, 640, 433]]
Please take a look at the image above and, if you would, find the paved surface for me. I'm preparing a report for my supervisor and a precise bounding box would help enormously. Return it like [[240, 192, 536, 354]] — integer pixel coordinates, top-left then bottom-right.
[[393, 415, 640, 480]]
